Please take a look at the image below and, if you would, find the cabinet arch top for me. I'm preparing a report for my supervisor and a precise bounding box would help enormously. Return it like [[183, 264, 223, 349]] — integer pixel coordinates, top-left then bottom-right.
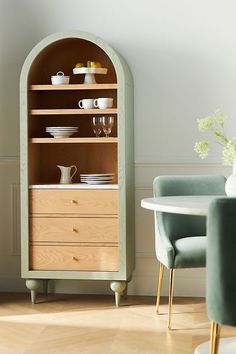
[[20, 31, 133, 88]]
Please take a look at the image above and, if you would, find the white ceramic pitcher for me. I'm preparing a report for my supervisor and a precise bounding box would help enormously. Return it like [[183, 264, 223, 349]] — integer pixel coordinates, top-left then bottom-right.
[[57, 165, 77, 184]]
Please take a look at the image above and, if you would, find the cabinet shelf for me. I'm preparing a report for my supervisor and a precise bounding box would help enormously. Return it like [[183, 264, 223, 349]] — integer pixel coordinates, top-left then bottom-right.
[[30, 137, 118, 144], [30, 109, 118, 115], [29, 184, 118, 190], [30, 84, 118, 91]]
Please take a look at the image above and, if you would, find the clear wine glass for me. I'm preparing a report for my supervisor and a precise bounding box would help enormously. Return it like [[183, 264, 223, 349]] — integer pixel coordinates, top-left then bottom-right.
[[91, 116, 102, 137], [102, 116, 114, 137]]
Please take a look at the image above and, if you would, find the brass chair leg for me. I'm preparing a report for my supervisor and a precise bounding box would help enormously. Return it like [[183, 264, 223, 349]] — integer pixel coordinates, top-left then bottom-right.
[[210, 321, 221, 354], [210, 321, 215, 354], [215, 323, 221, 354], [156, 263, 164, 313], [168, 269, 175, 330]]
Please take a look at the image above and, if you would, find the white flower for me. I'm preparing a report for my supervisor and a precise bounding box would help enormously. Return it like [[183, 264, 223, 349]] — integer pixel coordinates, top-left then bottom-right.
[[197, 110, 225, 132], [222, 139, 236, 165], [214, 109, 225, 126], [194, 141, 209, 159], [194, 110, 235, 166]]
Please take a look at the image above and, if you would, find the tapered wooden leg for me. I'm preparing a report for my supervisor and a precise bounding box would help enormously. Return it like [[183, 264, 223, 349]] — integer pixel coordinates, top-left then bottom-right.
[[110, 281, 126, 307], [25, 279, 41, 304], [168, 269, 175, 330], [210, 321, 221, 354], [156, 263, 165, 314]]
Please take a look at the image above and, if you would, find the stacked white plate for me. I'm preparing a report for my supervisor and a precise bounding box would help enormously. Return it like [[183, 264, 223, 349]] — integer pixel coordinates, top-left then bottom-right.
[[46, 126, 78, 138], [80, 173, 114, 185]]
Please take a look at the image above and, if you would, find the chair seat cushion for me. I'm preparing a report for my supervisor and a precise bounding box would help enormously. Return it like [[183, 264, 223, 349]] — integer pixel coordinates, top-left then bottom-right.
[[172, 236, 206, 268]]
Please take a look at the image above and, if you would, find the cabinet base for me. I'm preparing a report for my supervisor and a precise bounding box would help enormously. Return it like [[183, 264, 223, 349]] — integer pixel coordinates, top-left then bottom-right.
[[25, 279, 132, 307]]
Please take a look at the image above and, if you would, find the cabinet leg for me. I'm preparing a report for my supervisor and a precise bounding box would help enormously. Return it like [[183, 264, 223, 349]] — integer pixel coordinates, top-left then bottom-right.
[[110, 281, 126, 307], [122, 285, 128, 299], [25, 279, 41, 304], [43, 280, 49, 295], [123, 276, 132, 298]]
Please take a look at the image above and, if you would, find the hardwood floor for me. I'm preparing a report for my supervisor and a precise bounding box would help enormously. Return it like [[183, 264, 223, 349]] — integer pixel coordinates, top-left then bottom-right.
[[0, 293, 235, 353]]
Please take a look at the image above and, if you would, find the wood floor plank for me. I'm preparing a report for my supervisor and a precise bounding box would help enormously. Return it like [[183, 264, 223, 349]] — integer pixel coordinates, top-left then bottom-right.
[[0, 294, 235, 353]]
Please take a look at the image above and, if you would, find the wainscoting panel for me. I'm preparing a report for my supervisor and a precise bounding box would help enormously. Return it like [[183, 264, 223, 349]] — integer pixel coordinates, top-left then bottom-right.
[[0, 158, 25, 291]]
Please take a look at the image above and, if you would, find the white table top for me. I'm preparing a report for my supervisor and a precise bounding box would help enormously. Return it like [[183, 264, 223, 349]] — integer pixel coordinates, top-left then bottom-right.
[[141, 195, 222, 216]]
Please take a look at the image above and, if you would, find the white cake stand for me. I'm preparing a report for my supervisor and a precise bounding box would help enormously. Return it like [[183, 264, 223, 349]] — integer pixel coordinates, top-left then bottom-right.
[[73, 67, 108, 84], [195, 338, 236, 354]]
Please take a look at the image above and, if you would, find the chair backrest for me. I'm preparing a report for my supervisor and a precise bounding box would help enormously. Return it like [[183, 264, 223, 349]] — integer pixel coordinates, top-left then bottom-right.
[[207, 198, 236, 326], [153, 175, 226, 242]]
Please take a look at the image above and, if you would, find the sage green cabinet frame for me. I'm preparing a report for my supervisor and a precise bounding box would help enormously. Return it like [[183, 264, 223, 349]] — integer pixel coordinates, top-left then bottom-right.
[[20, 31, 134, 306]]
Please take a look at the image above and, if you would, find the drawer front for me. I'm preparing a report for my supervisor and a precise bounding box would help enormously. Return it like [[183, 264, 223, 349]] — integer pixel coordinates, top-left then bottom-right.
[[30, 217, 118, 243], [30, 189, 118, 215], [30, 245, 119, 271]]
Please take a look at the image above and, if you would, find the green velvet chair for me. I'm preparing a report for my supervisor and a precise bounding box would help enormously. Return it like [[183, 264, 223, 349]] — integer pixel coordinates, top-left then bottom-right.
[[153, 175, 226, 329], [206, 198, 236, 354]]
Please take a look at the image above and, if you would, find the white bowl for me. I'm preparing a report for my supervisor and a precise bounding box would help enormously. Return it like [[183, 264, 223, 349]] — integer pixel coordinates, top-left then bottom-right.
[[48, 131, 76, 138], [51, 71, 70, 85]]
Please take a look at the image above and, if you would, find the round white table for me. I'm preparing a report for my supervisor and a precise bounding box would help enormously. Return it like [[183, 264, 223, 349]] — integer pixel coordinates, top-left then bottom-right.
[[141, 194, 236, 354], [141, 195, 218, 216]]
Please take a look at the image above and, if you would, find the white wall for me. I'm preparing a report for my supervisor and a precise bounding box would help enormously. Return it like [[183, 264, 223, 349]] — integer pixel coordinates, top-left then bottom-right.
[[0, 0, 234, 296]]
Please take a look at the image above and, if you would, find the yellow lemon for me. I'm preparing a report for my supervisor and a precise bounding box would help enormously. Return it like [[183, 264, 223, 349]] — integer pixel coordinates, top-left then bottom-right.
[[87, 61, 101, 68], [91, 61, 102, 68], [75, 62, 85, 68]]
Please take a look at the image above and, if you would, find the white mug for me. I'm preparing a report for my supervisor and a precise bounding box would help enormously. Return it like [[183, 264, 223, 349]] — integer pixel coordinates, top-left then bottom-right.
[[78, 99, 95, 109], [94, 97, 113, 109]]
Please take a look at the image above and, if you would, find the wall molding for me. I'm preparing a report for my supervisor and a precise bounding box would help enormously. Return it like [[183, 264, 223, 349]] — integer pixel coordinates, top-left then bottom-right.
[[10, 183, 21, 256], [0, 156, 228, 168], [135, 162, 224, 168], [136, 251, 155, 258], [0, 156, 20, 164]]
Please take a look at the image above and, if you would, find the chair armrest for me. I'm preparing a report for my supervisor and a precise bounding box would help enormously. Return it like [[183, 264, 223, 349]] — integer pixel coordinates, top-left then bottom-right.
[[154, 213, 175, 268]]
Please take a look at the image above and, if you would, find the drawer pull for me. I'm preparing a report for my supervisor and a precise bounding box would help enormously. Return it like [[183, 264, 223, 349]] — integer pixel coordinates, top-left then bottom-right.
[[72, 256, 79, 262], [71, 200, 78, 204], [72, 228, 78, 233]]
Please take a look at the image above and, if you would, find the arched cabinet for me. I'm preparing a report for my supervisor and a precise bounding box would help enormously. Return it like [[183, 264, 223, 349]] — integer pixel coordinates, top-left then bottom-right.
[[20, 31, 134, 306]]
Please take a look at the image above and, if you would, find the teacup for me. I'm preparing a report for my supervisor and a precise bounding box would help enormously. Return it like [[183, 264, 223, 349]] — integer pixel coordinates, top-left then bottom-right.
[[94, 98, 113, 109], [78, 99, 95, 109]]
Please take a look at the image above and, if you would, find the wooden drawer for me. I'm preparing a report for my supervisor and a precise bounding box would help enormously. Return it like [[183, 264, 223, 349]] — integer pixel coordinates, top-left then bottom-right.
[[30, 245, 119, 271], [30, 189, 118, 215], [30, 217, 118, 243]]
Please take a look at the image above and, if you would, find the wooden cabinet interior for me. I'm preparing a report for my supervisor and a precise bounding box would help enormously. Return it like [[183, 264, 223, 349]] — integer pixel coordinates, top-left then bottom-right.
[[28, 143, 118, 185], [27, 37, 118, 186], [28, 38, 117, 84], [28, 114, 117, 138], [29, 89, 117, 109]]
